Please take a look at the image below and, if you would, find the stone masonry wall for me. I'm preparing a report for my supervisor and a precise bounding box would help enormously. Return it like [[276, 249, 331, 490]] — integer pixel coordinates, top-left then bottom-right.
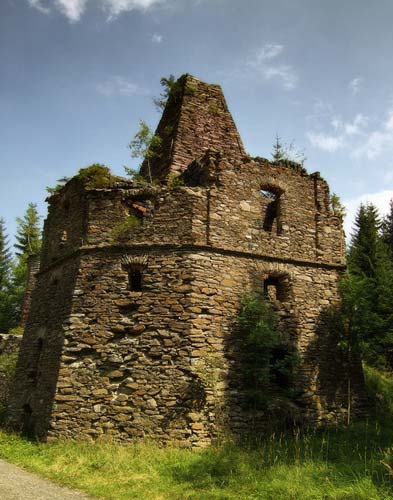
[[9, 247, 357, 446], [7, 74, 365, 446], [140, 75, 245, 181]]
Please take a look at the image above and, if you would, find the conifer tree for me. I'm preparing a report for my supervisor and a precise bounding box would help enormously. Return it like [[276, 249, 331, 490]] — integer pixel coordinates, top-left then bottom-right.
[[343, 202, 393, 367], [14, 203, 41, 257], [7, 203, 42, 329], [381, 199, 393, 256], [0, 218, 14, 332], [0, 218, 12, 289], [348, 203, 381, 278]]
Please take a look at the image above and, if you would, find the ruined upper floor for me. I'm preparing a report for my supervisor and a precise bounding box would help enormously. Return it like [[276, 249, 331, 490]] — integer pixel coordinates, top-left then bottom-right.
[[40, 75, 345, 270]]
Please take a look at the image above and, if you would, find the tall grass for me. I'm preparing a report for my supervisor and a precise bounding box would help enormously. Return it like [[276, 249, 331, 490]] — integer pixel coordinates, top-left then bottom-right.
[[0, 366, 392, 500]]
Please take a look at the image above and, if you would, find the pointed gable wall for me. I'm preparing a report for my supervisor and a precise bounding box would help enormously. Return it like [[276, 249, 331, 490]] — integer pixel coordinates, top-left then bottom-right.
[[140, 74, 245, 181]]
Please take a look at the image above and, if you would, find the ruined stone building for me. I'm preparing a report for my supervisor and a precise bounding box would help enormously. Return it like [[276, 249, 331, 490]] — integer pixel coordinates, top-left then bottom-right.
[[8, 75, 365, 447]]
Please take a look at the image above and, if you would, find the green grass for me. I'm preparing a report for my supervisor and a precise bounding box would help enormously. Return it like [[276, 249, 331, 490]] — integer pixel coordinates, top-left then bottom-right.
[[0, 367, 393, 500]]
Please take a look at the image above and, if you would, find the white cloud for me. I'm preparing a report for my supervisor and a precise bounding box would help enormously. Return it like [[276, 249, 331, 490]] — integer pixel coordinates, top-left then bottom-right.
[[307, 132, 344, 152], [246, 43, 298, 90], [263, 65, 298, 90], [102, 0, 164, 19], [343, 190, 393, 238], [352, 108, 393, 159], [54, 0, 88, 22], [253, 43, 284, 62], [27, 0, 164, 21], [348, 77, 363, 95], [307, 112, 368, 153], [151, 33, 163, 43], [330, 113, 368, 137], [28, 0, 51, 14], [96, 76, 148, 96]]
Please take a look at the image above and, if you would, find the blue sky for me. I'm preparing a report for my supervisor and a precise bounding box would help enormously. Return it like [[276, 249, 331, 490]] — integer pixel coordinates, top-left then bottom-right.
[[1, 0, 393, 247]]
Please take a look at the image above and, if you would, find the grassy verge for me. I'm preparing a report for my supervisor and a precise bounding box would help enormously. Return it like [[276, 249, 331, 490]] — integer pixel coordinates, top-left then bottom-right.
[[0, 368, 392, 500]]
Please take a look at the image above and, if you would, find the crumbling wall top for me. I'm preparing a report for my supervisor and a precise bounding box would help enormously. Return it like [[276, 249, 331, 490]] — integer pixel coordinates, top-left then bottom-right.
[[140, 74, 246, 182]]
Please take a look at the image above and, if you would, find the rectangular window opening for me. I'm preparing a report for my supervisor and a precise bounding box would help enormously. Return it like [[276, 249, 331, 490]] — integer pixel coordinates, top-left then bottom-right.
[[128, 268, 143, 291], [263, 276, 289, 302]]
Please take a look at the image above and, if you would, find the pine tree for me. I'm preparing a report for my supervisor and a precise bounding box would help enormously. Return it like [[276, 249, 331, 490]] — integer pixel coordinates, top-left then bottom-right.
[[271, 134, 307, 167], [14, 203, 41, 257], [0, 218, 12, 290], [7, 203, 42, 329], [272, 134, 286, 162], [348, 203, 381, 278], [0, 218, 14, 332], [343, 202, 393, 368], [381, 199, 393, 256]]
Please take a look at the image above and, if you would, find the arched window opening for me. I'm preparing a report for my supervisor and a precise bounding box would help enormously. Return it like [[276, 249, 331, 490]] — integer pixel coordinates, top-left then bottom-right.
[[260, 187, 282, 235]]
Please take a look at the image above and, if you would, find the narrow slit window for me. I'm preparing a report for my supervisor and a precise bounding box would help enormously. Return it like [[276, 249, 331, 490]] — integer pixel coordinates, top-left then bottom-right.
[[28, 338, 44, 383], [260, 188, 281, 234], [128, 268, 142, 291]]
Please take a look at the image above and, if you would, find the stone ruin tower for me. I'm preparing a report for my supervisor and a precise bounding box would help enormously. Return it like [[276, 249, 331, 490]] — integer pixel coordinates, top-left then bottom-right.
[[8, 75, 365, 446]]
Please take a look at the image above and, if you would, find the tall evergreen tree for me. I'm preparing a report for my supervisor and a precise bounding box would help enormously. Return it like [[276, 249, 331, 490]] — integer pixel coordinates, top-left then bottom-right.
[[14, 203, 41, 257], [0, 218, 14, 332], [0, 218, 12, 289], [342, 202, 393, 368], [381, 199, 393, 256], [8, 203, 42, 329], [348, 203, 382, 278]]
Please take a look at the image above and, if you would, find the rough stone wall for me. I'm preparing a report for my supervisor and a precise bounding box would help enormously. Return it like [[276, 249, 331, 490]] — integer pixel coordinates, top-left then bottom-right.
[[7, 257, 80, 439], [0, 334, 21, 413], [20, 255, 40, 328], [140, 75, 245, 181], [7, 74, 366, 446]]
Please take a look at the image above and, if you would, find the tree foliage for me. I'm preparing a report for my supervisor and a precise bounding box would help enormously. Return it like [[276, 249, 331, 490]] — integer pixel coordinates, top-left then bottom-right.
[[348, 203, 381, 279], [271, 134, 307, 167], [330, 193, 346, 218], [14, 203, 42, 257], [126, 120, 162, 184], [236, 293, 298, 410], [0, 205, 42, 332], [382, 199, 393, 256], [340, 201, 393, 368], [0, 219, 13, 332], [153, 74, 177, 111]]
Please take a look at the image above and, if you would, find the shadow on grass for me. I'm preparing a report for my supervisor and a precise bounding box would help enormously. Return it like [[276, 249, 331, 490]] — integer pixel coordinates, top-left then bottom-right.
[[168, 368, 393, 499]]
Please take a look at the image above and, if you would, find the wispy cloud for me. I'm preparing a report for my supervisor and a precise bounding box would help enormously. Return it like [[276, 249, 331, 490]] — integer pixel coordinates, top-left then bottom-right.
[[352, 108, 393, 160], [343, 189, 393, 237], [28, 0, 51, 14], [96, 76, 148, 96], [102, 0, 164, 20], [348, 76, 363, 95], [55, 0, 88, 22], [307, 132, 344, 153], [151, 33, 163, 43], [27, 0, 165, 22], [307, 108, 368, 153], [252, 43, 284, 62], [246, 43, 298, 90]]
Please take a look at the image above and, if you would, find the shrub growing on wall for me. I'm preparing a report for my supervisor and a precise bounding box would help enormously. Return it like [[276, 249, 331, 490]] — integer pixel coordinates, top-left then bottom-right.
[[236, 293, 299, 413]]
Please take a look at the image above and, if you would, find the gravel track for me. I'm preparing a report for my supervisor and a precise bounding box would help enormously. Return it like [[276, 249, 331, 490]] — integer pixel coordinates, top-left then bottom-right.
[[0, 459, 95, 500]]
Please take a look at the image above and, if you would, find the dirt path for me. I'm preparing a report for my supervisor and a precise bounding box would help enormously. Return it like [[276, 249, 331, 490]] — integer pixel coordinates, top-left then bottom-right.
[[0, 459, 95, 500]]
